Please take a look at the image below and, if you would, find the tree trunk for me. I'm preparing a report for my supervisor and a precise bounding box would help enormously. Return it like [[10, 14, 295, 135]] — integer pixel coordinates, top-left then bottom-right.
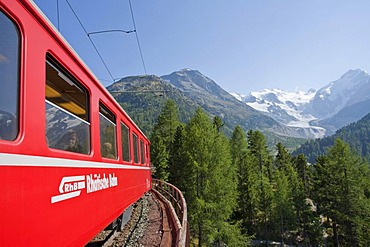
[[333, 222, 339, 247], [198, 222, 203, 247], [264, 214, 268, 247], [280, 213, 284, 246]]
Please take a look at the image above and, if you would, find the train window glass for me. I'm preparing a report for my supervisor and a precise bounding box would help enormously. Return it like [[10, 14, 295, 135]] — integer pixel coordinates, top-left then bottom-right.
[[45, 58, 90, 154], [0, 11, 20, 141], [100, 104, 117, 159], [121, 122, 131, 162], [140, 140, 145, 165], [132, 133, 139, 163], [145, 144, 149, 166]]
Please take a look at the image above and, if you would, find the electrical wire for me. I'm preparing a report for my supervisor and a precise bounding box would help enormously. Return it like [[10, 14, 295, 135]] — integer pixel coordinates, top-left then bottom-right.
[[65, 0, 115, 82], [63, 0, 147, 82], [88, 29, 136, 35], [57, 0, 60, 31], [128, 0, 147, 75]]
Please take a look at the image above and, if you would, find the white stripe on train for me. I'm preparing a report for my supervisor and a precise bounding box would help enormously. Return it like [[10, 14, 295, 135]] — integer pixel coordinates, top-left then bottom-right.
[[0, 153, 151, 170]]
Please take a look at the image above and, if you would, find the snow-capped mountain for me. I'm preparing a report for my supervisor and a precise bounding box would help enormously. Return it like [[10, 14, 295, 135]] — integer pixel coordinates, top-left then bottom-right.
[[305, 69, 370, 119], [234, 89, 325, 138], [233, 69, 370, 138]]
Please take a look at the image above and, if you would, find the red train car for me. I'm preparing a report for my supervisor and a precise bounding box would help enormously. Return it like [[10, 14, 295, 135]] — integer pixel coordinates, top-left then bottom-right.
[[0, 0, 151, 246]]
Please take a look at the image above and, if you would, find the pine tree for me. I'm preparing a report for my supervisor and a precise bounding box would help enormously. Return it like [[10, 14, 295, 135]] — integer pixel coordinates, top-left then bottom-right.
[[274, 142, 292, 170], [151, 136, 169, 180], [230, 126, 248, 166], [291, 154, 322, 246], [213, 115, 224, 133], [230, 126, 259, 236], [150, 100, 180, 180], [272, 143, 298, 243], [247, 130, 274, 242], [273, 168, 294, 244], [152, 99, 179, 145], [168, 124, 188, 191], [184, 108, 241, 246], [313, 138, 370, 246], [292, 154, 312, 196], [248, 130, 273, 180]]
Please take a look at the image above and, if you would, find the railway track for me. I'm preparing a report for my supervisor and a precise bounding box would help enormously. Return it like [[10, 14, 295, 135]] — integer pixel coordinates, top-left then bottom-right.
[[86, 192, 164, 247], [87, 180, 189, 247]]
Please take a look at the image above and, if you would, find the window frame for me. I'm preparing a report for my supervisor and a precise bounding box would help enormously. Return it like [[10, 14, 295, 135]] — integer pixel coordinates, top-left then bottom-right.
[[140, 139, 145, 165], [45, 55, 91, 155], [132, 132, 139, 164], [46, 57, 89, 121], [99, 103, 117, 160], [120, 121, 131, 162]]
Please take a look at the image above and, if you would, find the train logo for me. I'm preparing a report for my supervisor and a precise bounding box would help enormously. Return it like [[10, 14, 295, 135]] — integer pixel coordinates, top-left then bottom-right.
[[51, 173, 118, 204]]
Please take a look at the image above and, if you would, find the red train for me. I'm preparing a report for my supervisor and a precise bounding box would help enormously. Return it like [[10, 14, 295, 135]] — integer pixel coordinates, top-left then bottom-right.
[[0, 0, 151, 246]]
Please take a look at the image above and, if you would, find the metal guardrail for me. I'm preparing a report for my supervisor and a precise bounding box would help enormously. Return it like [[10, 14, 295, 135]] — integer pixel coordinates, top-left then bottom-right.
[[152, 179, 190, 247]]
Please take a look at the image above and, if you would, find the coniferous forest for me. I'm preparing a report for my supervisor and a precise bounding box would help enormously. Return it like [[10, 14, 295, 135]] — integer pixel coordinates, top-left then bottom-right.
[[150, 100, 370, 247]]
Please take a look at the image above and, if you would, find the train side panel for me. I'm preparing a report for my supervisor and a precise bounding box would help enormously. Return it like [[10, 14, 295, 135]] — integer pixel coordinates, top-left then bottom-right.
[[0, 0, 151, 246]]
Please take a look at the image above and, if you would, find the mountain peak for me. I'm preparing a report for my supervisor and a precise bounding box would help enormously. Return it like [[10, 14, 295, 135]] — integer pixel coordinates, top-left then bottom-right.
[[175, 68, 200, 74], [180, 68, 196, 72], [340, 69, 368, 79], [161, 69, 243, 105], [162, 69, 214, 89]]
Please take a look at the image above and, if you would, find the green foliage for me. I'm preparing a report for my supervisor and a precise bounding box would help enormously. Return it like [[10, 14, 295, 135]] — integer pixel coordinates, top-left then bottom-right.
[[150, 99, 180, 180], [152, 99, 180, 144], [114, 78, 370, 246], [292, 154, 312, 196], [150, 136, 169, 180], [183, 108, 240, 246], [264, 131, 308, 152], [230, 126, 258, 237], [294, 112, 370, 163], [230, 126, 249, 170], [168, 124, 189, 191], [273, 168, 295, 242], [274, 142, 292, 170], [313, 139, 370, 246], [108, 75, 197, 137]]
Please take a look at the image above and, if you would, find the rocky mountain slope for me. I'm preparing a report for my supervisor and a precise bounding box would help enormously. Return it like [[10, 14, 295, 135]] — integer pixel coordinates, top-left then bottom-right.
[[107, 70, 307, 149]]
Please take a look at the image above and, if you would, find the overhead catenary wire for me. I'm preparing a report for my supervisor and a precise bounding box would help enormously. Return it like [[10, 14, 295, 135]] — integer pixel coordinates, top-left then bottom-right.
[[65, 0, 115, 82], [63, 0, 147, 83], [87, 29, 136, 36], [128, 0, 147, 75], [86, 29, 138, 83], [110, 90, 170, 94], [56, 0, 60, 31]]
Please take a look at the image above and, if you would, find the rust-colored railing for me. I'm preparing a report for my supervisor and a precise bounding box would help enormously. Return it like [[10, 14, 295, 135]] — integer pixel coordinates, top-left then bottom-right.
[[152, 179, 190, 247]]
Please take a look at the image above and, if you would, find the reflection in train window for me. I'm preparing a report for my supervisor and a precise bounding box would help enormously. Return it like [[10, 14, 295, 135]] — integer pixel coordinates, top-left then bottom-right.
[[145, 144, 149, 166], [140, 140, 145, 165], [100, 104, 117, 159], [45, 57, 90, 154], [0, 10, 20, 141], [133, 133, 139, 163], [121, 122, 131, 162]]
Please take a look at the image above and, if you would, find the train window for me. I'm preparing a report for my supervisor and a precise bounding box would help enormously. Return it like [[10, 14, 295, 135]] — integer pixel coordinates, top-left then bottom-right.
[[132, 133, 139, 163], [121, 122, 131, 162], [0, 10, 20, 141], [145, 144, 149, 166], [100, 104, 117, 159], [45, 57, 90, 154], [140, 140, 145, 165]]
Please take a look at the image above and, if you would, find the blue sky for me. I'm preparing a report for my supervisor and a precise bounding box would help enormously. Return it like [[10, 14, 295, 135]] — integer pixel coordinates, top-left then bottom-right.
[[34, 0, 370, 94]]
